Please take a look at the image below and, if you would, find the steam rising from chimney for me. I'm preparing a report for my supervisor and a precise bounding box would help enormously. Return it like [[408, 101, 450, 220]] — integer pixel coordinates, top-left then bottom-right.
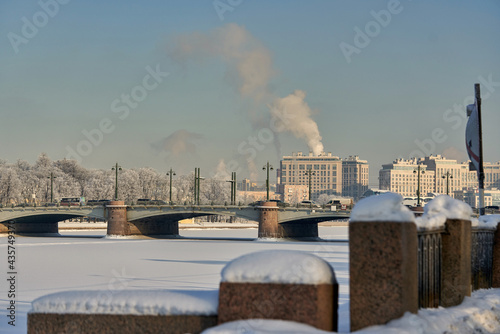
[[169, 23, 324, 156], [269, 90, 324, 156]]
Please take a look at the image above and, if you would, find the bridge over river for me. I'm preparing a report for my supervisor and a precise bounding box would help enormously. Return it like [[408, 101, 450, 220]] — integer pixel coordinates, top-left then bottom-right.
[[0, 201, 350, 239]]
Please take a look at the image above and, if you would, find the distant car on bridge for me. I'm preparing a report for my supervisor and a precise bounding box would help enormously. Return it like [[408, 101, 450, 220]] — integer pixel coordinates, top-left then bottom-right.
[[298, 200, 321, 208], [60, 197, 85, 206]]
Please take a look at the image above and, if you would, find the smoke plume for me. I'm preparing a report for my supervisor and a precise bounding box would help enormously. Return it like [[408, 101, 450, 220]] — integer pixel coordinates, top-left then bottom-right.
[[169, 23, 324, 156], [269, 90, 324, 156], [169, 23, 274, 102]]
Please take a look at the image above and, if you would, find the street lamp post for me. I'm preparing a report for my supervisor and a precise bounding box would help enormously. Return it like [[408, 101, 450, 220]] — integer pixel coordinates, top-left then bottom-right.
[[226, 172, 236, 205], [262, 162, 274, 201], [304, 168, 316, 201], [47, 172, 57, 203], [413, 165, 425, 207], [194, 168, 204, 205], [442, 171, 453, 196], [111, 163, 122, 200], [167, 168, 176, 204]]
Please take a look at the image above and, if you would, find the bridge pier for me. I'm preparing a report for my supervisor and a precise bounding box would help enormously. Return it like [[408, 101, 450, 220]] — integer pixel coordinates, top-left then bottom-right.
[[106, 201, 180, 237], [258, 202, 320, 239], [258, 202, 282, 238], [106, 201, 130, 236]]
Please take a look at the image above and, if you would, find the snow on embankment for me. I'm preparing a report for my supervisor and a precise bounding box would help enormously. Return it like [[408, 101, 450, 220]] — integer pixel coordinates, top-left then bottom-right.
[[350, 192, 414, 222], [202, 289, 500, 334], [221, 250, 335, 284], [30, 289, 218, 316]]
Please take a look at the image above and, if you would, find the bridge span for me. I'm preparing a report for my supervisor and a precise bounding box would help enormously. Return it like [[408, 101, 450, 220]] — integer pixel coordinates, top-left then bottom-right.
[[0, 202, 349, 239]]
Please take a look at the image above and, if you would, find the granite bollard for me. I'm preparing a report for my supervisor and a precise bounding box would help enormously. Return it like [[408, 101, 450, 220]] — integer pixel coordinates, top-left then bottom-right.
[[349, 193, 418, 332], [217, 250, 338, 331], [441, 218, 471, 307]]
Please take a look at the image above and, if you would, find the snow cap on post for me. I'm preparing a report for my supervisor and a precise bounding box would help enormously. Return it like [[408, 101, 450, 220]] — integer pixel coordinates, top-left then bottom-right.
[[350, 192, 414, 223], [221, 250, 335, 284], [474, 214, 500, 230], [416, 195, 472, 230]]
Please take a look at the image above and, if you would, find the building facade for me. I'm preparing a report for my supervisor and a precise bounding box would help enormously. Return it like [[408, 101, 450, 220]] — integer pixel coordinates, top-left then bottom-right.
[[379, 155, 500, 200], [342, 156, 369, 201], [379, 158, 435, 198], [278, 152, 343, 201]]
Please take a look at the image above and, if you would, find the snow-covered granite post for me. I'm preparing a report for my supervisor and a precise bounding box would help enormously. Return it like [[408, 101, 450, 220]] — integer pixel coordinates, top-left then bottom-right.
[[27, 290, 218, 334], [417, 195, 472, 308], [217, 250, 338, 331], [349, 193, 418, 332]]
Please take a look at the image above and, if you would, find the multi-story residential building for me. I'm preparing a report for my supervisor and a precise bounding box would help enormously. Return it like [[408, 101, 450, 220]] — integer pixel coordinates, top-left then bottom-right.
[[484, 161, 500, 189], [278, 152, 343, 200], [420, 155, 462, 195], [342, 156, 369, 201], [379, 158, 435, 198], [379, 155, 500, 200]]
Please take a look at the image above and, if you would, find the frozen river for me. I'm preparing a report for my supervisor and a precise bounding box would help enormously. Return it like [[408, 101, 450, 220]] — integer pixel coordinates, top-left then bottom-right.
[[0, 226, 350, 333]]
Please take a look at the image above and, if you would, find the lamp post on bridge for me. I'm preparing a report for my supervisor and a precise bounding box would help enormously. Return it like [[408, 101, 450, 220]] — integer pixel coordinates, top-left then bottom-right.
[[262, 162, 274, 201], [226, 172, 236, 205], [303, 168, 316, 201], [167, 168, 176, 204], [413, 165, 425, 207], [442, 171, 453, 196], [194, 168, 204, 205], [111, 163, 122, 201], [47, 172, 57, 203]]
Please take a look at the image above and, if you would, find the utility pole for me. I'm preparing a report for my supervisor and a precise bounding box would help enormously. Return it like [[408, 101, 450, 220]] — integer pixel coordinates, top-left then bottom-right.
[[262, 162, 274, 201], [413, 165, 425, 207], [47, 172, 57, 203], [226, 172, 236, 205], [167, 168, 176, 204], [442, 171, 453, 196], [304, 168, 316, 201], [194, 168, 204, 205], [111, 163, 122, 200]]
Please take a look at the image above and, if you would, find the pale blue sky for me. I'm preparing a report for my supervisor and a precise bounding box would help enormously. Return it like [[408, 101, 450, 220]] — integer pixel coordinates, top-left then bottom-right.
[[1, 0, 499, 185]]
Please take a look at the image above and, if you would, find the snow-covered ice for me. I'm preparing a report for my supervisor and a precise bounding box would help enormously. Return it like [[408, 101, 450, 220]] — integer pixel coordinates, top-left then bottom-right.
[[221, 250, 335, 284], [350, 192, 414, 223], [0, 227, 349, 333]]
